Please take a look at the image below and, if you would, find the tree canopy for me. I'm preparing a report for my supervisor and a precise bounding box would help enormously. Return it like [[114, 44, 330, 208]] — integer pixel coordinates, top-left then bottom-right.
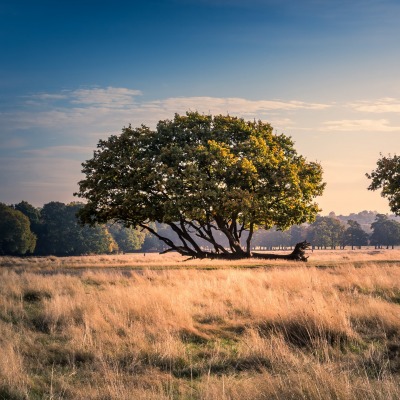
[[0, 203, 36, 255], [367, 154, 400, 215], [76, 112, 325, 258], [306, 215, 346, 249], [107, 223, 147, 253], [35, 202, 117, 256], [342, 220, 369, 249], [370, 214, 400, 249]]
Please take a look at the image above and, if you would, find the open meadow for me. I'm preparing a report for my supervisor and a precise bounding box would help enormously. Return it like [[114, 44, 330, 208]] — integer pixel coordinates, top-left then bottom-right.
[[1, 249, 400, 399]]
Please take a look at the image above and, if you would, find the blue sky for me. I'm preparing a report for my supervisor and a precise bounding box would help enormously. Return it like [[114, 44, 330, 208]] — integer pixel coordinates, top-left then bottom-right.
[[1, 0, 400, 214]]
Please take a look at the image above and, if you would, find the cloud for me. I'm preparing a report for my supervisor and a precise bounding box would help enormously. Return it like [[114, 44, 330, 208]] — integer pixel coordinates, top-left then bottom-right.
[[70, 87, 143, 107], [28, 87, 143, 109], [150, 97, 330, 114], [31, 93, 68, 101], [0, 87, 331, 141], [322, 119, 400, 132], [28, 88, 330, 115], [349, 98, 400, 113]]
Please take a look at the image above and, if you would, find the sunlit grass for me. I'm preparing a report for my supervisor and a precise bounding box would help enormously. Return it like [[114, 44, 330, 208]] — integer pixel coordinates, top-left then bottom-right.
[[0, 249, 399, 399]]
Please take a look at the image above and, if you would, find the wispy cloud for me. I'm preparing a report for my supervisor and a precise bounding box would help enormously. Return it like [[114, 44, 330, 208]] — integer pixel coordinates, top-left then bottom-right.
[[9, 88, 400, 141], [150, 97, 330, 114], [0, 87, 331, 142], [322, 119, 400, 132], [70, 87, 143, 107], [27, 88, 330, 114], [28, 87, 143, 108], [349, 98, 400, 113], [31, 93, 68, 101]]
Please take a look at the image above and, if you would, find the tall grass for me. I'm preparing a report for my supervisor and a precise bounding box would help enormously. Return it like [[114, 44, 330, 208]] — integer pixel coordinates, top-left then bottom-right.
[[0, 250, 400, 399]]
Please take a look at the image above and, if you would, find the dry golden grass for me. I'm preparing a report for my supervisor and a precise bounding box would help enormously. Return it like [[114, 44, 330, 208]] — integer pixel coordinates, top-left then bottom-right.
[[0, 249, 400, 399]]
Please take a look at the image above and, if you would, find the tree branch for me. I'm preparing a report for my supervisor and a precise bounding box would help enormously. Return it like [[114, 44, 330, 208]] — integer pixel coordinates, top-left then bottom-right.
[[139, 223, 193, 256], [186, 219, 228, 254], [214, 215, 245, 255]]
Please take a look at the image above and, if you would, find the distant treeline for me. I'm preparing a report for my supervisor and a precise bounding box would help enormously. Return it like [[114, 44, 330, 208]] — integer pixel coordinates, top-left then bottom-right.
[[0, 201, 147, 256], [1, 201, 400, 256]]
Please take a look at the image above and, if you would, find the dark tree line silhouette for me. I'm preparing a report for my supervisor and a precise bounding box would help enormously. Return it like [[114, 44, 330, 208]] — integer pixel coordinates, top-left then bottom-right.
[[0, 201, 146, 256]]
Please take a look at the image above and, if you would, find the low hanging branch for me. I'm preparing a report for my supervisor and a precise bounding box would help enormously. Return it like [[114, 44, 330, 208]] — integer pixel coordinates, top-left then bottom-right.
[[140, 220, 311, 262]]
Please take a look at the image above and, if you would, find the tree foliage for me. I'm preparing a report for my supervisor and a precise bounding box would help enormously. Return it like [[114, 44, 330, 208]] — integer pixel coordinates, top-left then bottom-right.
[[76, 112, 325, 258], [0, 200, 148, 256], [14, 201, 41, 226], [342, 220, 369, 249], [307, 216, 346, 249], [35, 202, 117, 256], [370, 214, 400, 248], [367, 154, 400, 215], [107, 223, 147, 253], [0, 203, 36, 255]]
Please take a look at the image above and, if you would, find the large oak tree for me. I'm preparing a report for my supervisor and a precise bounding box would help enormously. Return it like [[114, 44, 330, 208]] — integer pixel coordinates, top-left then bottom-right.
[[76, 112, 325, 259]]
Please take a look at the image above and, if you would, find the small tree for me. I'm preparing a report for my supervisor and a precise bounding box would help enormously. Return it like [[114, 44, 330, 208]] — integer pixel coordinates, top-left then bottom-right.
[[307, 216, 345, 249], [35, 202, 117, 256], [107, 223, 147, 253], [14, 201, 41, 227], [0, 203, 36, 255], [367, 154, 400, 215], [289, 225, 309, 247], [76, 112, 325, 259], [370, 214, 400, 249], [342, 220, 369, 249]]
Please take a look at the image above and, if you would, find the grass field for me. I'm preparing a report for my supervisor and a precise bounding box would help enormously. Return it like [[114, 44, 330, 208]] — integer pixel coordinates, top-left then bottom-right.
[[1, 249, 400, 399]]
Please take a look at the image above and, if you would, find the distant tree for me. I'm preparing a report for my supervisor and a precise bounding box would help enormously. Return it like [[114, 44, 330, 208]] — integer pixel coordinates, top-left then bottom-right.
[[342, 220, 369, 249], [307, 217, 330, 249], [289, 225, 309, 247], [78, 224, 117, 255], [307, 216, 346, 249], [0, 203, 36, 255], [252, 228, 291, 250], [367, 154, 400, 215], [251, 224, 309, 250], [35, 202, 70, 255], [13, 201, 44, 240], [35, 202, 117, 256], [141, 223, 180, 252], [107, 223, 147, 253], [370, 214, 400, 249], [14, 201, 41, 227], [76, 112, 325, 259]]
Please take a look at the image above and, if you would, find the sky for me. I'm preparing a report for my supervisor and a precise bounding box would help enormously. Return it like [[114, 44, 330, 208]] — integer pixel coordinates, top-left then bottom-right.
[[1, 0, 399, 215]]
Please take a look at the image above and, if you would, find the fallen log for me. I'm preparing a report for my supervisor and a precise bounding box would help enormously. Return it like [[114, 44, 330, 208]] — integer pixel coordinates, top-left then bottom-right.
[[251, 240, 310, 262], [183, 241, 311, 261]]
